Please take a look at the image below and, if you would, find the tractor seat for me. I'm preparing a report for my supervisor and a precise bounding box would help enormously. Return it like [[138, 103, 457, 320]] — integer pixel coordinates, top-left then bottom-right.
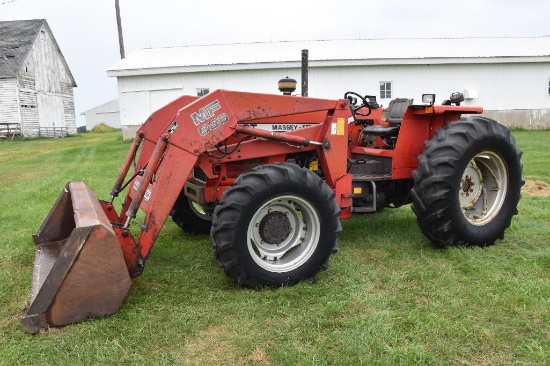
[[381, 98, 413, 126], [362, 125, 400, 137]]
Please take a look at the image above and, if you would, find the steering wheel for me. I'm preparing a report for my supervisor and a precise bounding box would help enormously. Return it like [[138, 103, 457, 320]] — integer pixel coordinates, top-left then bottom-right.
[[344, 91, 372, 118]]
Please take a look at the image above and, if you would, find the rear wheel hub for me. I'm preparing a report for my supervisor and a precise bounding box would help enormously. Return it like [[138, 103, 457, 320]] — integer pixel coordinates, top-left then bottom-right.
[[259, 211, 291, 245]]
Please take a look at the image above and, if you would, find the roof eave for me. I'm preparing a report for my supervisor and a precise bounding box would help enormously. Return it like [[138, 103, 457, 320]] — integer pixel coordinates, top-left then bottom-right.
[[107, 62, 299, 77], [107, 56, 550, 77]]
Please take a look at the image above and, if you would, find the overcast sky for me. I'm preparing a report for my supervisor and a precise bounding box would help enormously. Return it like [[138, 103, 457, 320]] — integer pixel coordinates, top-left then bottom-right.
[[2, 0, 549, 126]]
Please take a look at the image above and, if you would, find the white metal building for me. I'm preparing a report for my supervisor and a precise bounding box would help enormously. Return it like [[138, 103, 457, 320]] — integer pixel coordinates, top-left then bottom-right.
[[107, 37, 550, 139], [81, 99, 121, 131], [0, 19, 77, 138]]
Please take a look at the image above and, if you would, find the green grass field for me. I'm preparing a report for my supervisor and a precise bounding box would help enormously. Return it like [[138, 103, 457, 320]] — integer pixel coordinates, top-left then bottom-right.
[[1, 130, 549, 365]]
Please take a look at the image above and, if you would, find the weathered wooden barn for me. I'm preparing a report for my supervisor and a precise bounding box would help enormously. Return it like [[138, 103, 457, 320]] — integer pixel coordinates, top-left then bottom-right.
[[81, 99, 121, 131], [107, 37, 550, 139], [0, 19, 77, 138]]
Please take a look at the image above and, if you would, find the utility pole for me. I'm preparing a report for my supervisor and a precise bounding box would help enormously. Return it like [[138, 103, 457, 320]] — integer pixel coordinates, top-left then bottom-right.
[[115, 0, 125, 59]]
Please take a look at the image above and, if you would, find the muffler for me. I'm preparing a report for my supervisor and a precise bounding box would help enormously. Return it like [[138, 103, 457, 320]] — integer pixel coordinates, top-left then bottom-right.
[[20, 182, 132, 334]]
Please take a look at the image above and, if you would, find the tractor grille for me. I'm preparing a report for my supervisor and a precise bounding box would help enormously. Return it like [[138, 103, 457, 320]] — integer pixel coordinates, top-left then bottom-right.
[[193, 167, 207, 183]]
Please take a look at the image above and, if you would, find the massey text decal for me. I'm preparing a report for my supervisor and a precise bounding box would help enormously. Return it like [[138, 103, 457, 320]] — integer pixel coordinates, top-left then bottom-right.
[[241, 123, 313, 131]]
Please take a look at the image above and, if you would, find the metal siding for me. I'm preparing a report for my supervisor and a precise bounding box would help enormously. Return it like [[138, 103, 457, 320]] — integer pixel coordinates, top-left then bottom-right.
[[83, 100, 121, 130], [120, 90, 149, 127], [85, 111, 121, 130], [117, 69, 299, 127], [383, 63, 550, 110], [116, 61, 550, 129], [149, 89, 185, 112], [302, 63, 550, 110]]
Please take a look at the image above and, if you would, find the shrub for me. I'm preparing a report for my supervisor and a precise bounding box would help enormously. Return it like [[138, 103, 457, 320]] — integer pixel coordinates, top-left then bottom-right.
[[91, 123, 117, 133]]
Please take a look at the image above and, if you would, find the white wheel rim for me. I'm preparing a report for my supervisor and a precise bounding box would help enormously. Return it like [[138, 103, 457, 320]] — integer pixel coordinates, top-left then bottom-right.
[[247, 195, 320, 273], [460, 151, 508, 226]]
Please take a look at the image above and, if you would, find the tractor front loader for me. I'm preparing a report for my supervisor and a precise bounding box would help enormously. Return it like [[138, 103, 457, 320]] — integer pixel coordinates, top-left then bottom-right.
[[21, 89, 523, 333]]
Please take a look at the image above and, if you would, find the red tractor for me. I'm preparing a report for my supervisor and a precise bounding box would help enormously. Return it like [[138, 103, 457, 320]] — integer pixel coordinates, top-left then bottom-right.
[[21, 88, 523, 333]]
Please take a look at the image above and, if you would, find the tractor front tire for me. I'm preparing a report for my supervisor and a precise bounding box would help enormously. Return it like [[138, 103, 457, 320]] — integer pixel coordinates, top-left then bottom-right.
[[411, 117, 523, 247], [211, 163, 341, 289], [171, 194, 213, 235]]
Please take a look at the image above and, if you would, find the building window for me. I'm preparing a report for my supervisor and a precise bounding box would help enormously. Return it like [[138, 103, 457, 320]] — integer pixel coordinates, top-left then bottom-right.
[[380, 82, 392, 99], [197, 88, 209, 97], [40, 30, 46, 41], [548, 79, 550, 95]]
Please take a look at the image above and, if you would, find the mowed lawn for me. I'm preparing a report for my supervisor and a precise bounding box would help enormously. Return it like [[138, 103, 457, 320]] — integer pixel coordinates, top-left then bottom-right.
[[0, 130, 548, 365]]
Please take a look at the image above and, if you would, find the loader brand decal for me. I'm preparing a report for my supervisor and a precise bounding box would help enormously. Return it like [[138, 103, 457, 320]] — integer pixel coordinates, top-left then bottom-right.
[[197, 114, 229, 136], [190, 100, 229, 136], [241, 123, 313, 132], [191, 100, 221, 125]]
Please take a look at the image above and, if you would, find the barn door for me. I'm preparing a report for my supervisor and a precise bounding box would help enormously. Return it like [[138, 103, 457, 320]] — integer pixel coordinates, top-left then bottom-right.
[[37, 94, 64, 136]]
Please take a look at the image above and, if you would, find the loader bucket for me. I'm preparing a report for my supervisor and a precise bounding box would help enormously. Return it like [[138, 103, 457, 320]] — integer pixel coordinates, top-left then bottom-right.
[[20, 182, 132, 334]]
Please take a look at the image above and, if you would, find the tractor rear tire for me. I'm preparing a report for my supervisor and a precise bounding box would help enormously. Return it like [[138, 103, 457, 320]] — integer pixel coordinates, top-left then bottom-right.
[[171, 194, 213, 235], [211, 163, 341, 289], [411, 117, 523, 247]]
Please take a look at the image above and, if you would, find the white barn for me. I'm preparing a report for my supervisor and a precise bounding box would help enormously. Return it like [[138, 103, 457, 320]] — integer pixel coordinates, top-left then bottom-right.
[[0, 19, 77, 138], [81, 99, 121, 131], [107, 37, 550, 139]]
